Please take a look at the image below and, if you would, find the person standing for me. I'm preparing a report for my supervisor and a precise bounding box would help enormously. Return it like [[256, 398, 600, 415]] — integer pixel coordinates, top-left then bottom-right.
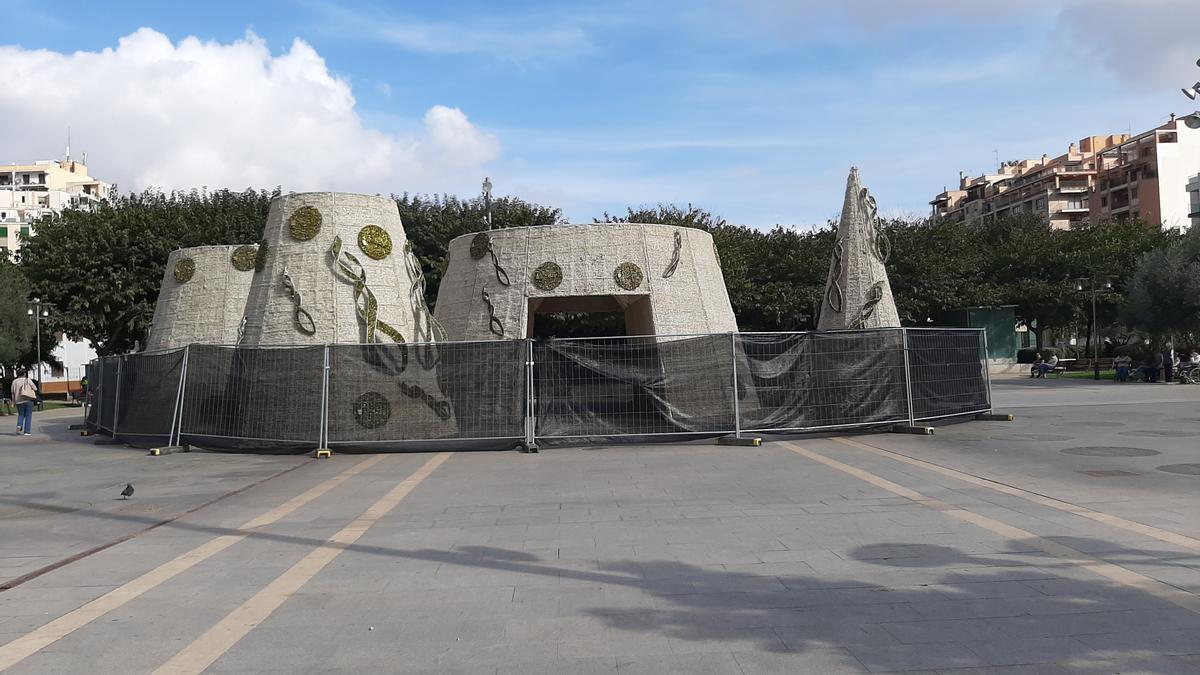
[[11, 369, 37, 435], [1113, 354, 1132, 382]]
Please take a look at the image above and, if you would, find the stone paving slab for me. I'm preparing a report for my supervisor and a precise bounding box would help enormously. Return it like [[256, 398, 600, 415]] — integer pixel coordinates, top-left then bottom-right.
[[1, 383, 1199, 672]]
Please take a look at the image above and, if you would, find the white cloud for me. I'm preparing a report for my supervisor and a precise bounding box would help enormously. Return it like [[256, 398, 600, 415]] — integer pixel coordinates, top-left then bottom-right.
[[0, 28, 500, 194]]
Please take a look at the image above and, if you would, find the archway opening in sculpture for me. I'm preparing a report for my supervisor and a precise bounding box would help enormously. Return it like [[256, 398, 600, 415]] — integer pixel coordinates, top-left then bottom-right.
[[527, 295, 655, 339]]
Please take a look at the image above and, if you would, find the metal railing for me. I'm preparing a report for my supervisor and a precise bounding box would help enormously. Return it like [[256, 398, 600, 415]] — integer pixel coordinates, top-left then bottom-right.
[[86, 328, 991, 452]]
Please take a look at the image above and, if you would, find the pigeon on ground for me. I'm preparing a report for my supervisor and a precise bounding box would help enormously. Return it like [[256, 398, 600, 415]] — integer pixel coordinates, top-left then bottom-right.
[[120, 483, 134, 500]]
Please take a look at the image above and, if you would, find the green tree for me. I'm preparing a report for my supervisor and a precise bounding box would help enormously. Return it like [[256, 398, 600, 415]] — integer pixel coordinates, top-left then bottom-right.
[[1121, 225, 1200, 344], [0, 258, 34, 369], [884, 217, 995, 325], [19, 188, 277, 355]]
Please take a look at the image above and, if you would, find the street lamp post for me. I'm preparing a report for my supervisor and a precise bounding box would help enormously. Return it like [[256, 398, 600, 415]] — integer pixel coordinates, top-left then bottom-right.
[[1073, 279, 1111, 381], [26, 298, 51, 402], [482, 177, 493, 230]]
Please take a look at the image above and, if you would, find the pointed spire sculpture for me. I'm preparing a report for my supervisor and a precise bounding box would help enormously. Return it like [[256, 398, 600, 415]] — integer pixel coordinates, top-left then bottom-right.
[[817, 167, 901, 330]]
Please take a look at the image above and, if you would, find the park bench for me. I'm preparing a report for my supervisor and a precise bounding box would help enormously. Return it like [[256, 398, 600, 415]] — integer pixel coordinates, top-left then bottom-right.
[[1029, 358, 1072, 378]]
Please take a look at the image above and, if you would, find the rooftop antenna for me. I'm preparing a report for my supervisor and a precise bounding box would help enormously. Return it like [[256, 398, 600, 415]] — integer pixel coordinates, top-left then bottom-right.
[[66, 126, 71, 162], [993, 149, 999, 171]]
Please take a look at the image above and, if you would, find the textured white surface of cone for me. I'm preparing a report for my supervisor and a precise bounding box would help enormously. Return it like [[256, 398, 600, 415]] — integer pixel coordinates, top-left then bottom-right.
[[817, 168, 901, 330], [145, 245, 256, 351], [241, 192, 431, 346], [433, 223, 738, 340]]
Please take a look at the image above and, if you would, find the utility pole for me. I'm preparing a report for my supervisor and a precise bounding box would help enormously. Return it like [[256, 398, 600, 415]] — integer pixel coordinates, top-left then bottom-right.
[[26, 298, 52, 402]]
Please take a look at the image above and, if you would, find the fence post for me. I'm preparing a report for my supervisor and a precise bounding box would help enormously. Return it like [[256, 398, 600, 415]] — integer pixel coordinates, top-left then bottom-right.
[[901, 328, 915, 427], [981, 328, 993, 413], [167, 346, 189, 447], [111, 355, 124, 438], [730, 332, 742, 439], [524, 339, 537, 452], [319, 344, 331, 450]]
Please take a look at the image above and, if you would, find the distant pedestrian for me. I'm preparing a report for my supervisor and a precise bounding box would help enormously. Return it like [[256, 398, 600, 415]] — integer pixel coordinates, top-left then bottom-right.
[[10, 369, 37, 435], [1113, 354, 1132, 382], [1137, 356, 1159, 383], [1164, 347, 1176, 384], [0, 376, 13, 416], [1037, 354, 1059, 378]]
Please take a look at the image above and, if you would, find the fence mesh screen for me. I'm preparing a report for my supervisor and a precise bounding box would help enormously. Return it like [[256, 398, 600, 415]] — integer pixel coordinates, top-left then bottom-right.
[[736, 330, 909, 432], [905, 328, 990, 420], [97, 357, 119, 433], [178, 345, 325, 452], [534, 334, 735, 438], [327, 341, 526, 451], [85, 329, 991, 451], [113, 349, 185, 444], [84, 360, 100, 427]]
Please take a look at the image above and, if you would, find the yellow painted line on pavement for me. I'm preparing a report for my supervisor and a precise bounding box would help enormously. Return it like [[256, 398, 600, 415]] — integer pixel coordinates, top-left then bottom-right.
[[783, 442, 1200, 614], [833, 436, 1200, 553], [0, 454, 388, 672], [153, 452, 452, 675]]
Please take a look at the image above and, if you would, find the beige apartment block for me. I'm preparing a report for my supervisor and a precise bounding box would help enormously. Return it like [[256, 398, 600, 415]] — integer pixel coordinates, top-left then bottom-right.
[[932, 115, 1200, 230], [0, 157, 110, 254]]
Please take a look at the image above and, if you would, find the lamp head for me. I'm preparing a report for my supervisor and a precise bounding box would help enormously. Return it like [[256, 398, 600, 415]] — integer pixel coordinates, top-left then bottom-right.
[[1183, 84, 1200, 101], [1185, 113, 1200, 130], [482, 177, 492, 196], [27, 308, 33, 316], [1074, 282, 1084, 292]]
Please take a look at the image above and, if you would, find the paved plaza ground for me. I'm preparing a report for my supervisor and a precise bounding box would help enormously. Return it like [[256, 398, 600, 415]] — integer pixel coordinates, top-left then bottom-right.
[[1, 378, 1199, 674]]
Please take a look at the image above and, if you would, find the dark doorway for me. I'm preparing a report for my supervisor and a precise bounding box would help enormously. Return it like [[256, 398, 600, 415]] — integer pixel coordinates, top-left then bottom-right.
[[527, 295, 655, 339]]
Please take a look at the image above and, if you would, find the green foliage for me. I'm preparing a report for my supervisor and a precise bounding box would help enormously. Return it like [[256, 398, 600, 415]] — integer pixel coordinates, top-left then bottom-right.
[[1120, 225, 1200, 340], [0, 258, 33, 368], [20, 188, 276, 354]]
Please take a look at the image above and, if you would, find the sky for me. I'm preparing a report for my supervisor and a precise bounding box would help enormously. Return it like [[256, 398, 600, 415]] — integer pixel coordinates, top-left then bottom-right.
[[2, 0, 1199, 228]]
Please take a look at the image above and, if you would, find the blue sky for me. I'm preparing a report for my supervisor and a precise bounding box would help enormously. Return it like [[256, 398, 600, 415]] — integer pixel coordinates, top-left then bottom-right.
[[3, 0, 1198, 227]]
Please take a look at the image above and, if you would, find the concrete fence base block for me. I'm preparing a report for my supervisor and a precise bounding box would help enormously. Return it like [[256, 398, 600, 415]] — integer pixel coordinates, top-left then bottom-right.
[[718, 436, 762, 447], [890, 424, 934, 435], [974, 413, 1014, 421], [315, 449, 333, 459]]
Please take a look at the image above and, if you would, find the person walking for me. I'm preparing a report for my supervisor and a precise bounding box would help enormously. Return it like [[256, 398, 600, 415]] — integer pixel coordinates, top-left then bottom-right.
[[11, 369, 37, 435]]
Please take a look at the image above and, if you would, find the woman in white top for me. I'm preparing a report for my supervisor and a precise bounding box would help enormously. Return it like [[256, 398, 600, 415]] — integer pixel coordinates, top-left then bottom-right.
[[10, 369, 37, 435]]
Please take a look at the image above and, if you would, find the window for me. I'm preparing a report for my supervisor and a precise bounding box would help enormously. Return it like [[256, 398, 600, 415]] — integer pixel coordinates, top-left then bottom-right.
[[1035, 197, 1047, 212], [1066, 195, 1086, 210], [0, 227, 7, 238], [19, 226, 29, 240], [1101, 195, 1108, 207], [1131, 185, 1139, 200]]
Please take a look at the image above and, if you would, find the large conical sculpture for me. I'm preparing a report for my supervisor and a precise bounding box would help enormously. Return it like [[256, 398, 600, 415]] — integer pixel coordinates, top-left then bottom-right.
[[817, 168, 900, 330], [144, 244, 258, 351]]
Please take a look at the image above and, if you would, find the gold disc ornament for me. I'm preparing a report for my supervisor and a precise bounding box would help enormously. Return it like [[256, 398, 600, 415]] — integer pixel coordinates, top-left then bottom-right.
[[613, 262, 644, 290], [357, 225, 393, 260], [288, 206, 322, 241], [230, 245, 258, 271], [469, 232, 490, 260], [354, 391, 391, 429], [174, 258, 195, 283], [532, 262, 563, 291]]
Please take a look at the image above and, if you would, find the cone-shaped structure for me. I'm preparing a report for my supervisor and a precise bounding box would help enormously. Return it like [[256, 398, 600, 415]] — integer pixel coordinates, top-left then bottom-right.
[[145, 245, 258, 351], [817, 168, 900, 330]]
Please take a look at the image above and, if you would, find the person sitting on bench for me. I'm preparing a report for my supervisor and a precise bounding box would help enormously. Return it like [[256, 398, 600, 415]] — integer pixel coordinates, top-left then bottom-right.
[[1036, 354, 1059, 378]]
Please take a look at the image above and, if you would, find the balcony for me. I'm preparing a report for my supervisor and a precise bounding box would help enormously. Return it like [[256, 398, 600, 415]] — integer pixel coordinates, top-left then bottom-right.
[[1058, 206, 1090, 214], [1058, 182, 1089, 193]]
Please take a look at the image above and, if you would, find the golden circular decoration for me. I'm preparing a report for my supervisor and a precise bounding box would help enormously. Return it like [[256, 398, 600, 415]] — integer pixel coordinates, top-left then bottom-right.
[[613, 262, 644, 290], [469, 232, 490, 260], [288, 206, 322, 241], [532, 262, 563, 291], [354, 392, 391, 429], [173, 258, 195, 283], [357, 225, 392, 261], [254, 239, 269, 272], [230, 245, 258, 271]]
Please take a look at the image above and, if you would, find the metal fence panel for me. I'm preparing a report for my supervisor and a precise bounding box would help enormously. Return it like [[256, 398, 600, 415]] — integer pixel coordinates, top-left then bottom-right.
[[178, 345, 324, 452], [97, 357, 119, 433], [326, 341, 526, 450], [534, 334, 736, 438], [736, 330, 909, 432], [113, 349, 185, 445], [905, 328, 991, 420], [84, 359, 101, 428]]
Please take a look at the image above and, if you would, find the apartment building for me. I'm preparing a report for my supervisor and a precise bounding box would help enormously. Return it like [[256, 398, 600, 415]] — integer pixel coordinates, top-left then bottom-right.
[[931, 115, 1200, 229], [0, 157, 111, 254]]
